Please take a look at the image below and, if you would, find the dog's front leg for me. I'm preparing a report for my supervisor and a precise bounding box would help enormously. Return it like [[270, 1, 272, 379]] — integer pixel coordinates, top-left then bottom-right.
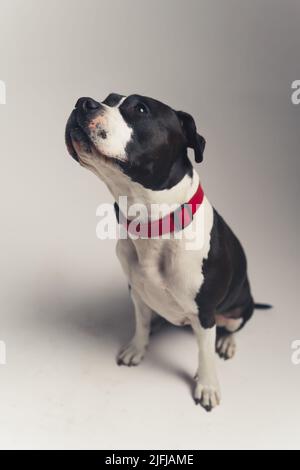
[[117, 289, 152, 367], [190, 316, 221, 411]]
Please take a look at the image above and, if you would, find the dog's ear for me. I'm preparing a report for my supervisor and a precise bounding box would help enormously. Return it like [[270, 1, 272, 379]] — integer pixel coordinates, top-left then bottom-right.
[[177, 111, 206, 163]]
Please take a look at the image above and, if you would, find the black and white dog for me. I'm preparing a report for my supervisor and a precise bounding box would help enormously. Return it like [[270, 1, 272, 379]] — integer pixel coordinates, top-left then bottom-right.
[[65, 93, 270, 411]]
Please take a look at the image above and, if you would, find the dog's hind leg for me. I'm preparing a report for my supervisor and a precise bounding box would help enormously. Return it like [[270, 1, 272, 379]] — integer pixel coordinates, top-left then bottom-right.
[[117, 288, 153, 367], [215, 299, 255, 360], [216, 329, 237, 360], [215, 315, 242, 360]]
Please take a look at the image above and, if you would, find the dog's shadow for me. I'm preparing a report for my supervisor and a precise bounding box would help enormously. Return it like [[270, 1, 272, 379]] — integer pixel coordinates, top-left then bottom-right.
[[31, 284, 194, 396]]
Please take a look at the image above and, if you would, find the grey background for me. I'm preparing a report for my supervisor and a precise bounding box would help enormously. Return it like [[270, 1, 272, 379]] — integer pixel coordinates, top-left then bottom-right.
[[0, 0, 299, 449]]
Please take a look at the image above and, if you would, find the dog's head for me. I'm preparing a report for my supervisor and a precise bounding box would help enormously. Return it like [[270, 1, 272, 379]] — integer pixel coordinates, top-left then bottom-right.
[[65, 93, 205, 190]]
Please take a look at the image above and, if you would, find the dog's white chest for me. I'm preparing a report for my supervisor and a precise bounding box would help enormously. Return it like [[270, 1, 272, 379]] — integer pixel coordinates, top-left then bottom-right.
[[117, 239, 196, 325], [116, 197, 214, 326]]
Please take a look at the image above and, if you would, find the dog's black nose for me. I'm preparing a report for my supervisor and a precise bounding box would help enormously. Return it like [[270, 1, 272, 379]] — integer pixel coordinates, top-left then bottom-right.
[[75, 97, 101, 112]]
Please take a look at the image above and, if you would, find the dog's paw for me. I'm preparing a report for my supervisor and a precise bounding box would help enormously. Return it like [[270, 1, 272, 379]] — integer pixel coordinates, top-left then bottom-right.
[[194, 379, 221, 412], [117, 342, 146, 367], [216, 334, 236, 360]]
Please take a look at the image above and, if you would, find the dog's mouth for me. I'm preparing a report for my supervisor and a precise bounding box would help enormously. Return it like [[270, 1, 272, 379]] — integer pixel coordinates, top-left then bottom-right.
[[65, 110, 89, 162], [65, 109, 103, 163]]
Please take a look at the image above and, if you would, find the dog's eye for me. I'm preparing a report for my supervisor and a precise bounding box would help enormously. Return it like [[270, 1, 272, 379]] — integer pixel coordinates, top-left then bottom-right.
[[135, 103, 148, 114]]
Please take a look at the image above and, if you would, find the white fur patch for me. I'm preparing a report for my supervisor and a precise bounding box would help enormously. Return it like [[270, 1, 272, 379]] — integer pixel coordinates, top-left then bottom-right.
[[88, 100, 132, 160]]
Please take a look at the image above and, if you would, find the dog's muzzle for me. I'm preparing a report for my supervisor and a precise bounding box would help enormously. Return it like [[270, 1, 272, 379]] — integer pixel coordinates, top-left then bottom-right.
[[65, 97, 104, 161]]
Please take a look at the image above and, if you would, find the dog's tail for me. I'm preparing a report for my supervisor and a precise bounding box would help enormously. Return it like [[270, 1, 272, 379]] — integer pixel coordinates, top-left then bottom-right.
[[254, 303, 273, 310]]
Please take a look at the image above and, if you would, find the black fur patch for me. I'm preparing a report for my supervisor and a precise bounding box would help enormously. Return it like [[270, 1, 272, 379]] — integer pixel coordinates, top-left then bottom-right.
[[195, 209, 254, 329]]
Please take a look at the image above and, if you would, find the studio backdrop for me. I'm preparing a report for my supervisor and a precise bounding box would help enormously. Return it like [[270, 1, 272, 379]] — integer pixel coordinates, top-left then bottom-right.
[[0, 0, 299, 450]]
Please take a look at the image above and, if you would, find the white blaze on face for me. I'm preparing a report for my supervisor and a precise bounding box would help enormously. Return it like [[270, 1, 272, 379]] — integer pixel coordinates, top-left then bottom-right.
[[88, 97, 132, 161]]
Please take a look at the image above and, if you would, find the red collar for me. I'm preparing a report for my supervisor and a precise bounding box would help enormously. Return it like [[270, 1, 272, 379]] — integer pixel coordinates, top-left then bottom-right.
[[117, 183, 204, 238]]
